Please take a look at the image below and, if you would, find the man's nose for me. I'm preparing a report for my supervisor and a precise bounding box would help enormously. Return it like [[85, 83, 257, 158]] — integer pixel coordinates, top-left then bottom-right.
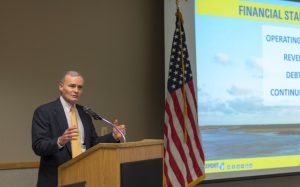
[[74, 87, 79, 92]]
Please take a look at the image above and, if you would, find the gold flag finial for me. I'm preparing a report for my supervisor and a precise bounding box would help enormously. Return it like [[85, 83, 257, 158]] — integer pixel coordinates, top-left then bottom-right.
[[176, 0, 188, 10]]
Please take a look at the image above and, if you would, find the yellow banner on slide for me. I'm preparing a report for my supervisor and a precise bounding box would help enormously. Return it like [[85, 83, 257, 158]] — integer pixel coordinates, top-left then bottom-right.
[[196, 0, 300, 24], [205, 155, 300, 173]]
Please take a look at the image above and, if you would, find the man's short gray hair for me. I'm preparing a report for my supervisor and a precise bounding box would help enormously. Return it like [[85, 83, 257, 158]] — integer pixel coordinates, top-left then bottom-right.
[[60, 71, 83, 84]]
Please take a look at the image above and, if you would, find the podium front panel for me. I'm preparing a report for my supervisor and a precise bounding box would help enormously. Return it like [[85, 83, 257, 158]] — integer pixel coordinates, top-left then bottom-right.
[[120, 158, 163, 187]]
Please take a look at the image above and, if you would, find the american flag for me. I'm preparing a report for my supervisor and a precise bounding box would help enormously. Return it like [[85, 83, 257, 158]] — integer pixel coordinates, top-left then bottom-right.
[[164, 9, 205, 187]]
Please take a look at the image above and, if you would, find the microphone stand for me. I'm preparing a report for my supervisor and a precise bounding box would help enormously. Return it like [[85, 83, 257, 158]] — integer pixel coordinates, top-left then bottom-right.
[[84, 107, 126, 142]]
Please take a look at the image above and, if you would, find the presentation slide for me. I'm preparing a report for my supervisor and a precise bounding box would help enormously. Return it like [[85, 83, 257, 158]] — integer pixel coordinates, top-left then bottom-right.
[[195, 0, 300, 179]]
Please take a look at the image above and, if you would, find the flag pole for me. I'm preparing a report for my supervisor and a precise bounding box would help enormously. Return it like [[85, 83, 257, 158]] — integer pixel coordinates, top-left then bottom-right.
[[176, 0, 188, 8], [176, 0, 188, 143]]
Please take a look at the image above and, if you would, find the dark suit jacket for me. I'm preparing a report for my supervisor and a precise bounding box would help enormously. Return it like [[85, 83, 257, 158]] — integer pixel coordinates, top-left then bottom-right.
[[32, 99, 117, 187]]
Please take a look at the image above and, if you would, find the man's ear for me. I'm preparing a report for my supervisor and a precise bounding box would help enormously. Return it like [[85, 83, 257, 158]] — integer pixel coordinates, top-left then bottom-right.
[[58, 83, 63, 92]]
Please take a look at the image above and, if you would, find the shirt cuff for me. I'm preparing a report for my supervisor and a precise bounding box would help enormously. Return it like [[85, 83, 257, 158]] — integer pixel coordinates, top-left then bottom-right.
[[57, 137, 64, 149]]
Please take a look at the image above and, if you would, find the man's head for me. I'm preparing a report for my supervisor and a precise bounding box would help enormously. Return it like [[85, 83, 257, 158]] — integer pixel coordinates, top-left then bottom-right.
[[59, 71, 84, 105]]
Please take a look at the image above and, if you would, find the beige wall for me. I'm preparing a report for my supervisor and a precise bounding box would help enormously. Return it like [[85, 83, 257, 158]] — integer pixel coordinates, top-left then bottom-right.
[[0, 0, 164, 162], [0, 169, 38, 187]]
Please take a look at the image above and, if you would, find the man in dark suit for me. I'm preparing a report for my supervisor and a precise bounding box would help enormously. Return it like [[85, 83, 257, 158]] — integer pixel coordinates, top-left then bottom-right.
[[32, 71, 125, 187]]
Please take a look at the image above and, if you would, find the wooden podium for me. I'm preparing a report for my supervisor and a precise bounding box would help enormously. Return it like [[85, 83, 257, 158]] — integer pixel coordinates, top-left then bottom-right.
[[58, 139, 163, 187]]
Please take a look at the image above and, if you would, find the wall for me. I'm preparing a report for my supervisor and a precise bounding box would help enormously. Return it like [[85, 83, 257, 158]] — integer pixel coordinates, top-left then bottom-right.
[[0, 0, 164, 163], [0, 168, 38, 187], [1, 1, 164, 186]]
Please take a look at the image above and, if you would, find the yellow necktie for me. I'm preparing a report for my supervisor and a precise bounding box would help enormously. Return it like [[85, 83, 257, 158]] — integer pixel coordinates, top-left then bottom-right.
[[70, 106, 82, 158]]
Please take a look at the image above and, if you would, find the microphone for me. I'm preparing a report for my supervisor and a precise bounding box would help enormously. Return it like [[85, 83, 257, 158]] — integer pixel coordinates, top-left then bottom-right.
[[83, 106, 126, 142]]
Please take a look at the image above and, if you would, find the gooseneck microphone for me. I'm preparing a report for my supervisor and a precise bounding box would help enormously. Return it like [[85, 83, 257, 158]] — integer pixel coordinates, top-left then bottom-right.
[[83, 106, 126, 142]]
